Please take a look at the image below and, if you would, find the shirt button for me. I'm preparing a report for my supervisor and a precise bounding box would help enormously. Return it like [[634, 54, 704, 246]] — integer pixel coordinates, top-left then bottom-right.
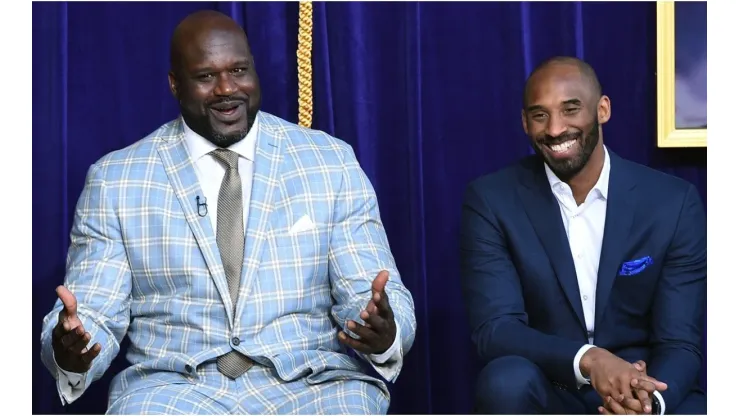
[[232, 337, 241, 346], [582, 295, 588, 301]]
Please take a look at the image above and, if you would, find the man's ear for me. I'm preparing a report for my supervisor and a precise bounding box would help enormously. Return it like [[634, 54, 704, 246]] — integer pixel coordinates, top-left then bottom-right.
[[521, 109, 529, 135], [597, 95, 611, 124], [168, 72, 178, 99]]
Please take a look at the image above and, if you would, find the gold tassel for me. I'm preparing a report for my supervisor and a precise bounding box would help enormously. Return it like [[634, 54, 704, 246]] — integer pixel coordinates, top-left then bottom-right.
[[297, 1, 313, 128]]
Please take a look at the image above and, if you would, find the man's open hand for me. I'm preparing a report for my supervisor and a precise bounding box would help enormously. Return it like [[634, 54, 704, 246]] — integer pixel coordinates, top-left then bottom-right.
[[51, 286, 101, 373], [338, 270, 397, 355]]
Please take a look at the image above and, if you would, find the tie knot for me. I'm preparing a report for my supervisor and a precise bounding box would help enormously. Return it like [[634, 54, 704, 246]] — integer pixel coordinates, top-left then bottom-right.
[[210, 149, 240, 170]]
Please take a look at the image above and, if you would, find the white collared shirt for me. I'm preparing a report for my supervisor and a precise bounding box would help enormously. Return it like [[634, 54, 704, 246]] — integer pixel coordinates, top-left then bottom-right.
[[544, 146, 611, 343], [182, 115, 259, 233], [547, 147, 665, 413]]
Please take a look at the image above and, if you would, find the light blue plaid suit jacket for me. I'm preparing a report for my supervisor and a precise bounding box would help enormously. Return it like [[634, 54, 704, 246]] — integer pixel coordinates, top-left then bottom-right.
[[40, 112, 416, 405]]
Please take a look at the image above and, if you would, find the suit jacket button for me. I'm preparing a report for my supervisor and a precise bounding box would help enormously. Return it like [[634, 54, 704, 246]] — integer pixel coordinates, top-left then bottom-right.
[[232, 337, 240, 346]]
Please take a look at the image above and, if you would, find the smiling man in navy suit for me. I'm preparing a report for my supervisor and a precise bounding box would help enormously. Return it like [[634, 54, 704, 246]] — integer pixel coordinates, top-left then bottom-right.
[[460, 56, 706, 415]]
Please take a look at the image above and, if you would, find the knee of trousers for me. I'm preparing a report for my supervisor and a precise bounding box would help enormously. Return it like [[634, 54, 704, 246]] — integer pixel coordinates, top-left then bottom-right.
[[474, 356, 550, 413]]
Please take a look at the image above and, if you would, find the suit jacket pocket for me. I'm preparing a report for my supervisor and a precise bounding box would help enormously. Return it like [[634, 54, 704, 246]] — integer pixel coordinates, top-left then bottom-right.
[[618, 256, 653, 276]]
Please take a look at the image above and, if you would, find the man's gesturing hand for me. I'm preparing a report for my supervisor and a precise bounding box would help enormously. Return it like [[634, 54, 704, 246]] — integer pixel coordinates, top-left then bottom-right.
[[338, 270, 397, 355], [51, 285, 102, 374]]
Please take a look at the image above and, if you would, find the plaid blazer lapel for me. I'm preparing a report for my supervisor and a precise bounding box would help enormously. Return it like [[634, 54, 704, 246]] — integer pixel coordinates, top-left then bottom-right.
[[156, 119, 236, 325], [234, 116, 284, 323]]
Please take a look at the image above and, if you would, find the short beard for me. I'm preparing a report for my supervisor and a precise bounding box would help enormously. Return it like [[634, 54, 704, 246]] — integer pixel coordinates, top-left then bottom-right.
[[534, 117, 600, 182], [181, 107, 257, 149], [209, 128, 250, 148], [206, 103, 258, 148]]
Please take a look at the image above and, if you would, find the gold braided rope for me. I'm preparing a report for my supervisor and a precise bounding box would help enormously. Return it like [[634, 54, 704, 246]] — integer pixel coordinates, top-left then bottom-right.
[[297, 1, 313, 128]]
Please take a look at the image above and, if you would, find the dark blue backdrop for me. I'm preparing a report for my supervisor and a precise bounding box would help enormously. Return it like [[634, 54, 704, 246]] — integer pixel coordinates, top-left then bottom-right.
[[32, 1, 706, 414]]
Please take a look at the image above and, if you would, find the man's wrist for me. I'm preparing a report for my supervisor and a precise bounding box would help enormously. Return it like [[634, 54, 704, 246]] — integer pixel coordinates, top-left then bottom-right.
[[573, 344, 596, 387], [369, 323, 401, 364], [578, 346, 602, 378]]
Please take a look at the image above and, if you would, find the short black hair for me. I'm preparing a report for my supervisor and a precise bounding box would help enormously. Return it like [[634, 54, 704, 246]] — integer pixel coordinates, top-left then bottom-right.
[[523, 56, 602, 108]]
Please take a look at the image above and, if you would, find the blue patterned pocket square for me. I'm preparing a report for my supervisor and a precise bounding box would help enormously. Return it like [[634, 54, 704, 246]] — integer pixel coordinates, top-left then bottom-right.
[[619, 256, 653, 276]]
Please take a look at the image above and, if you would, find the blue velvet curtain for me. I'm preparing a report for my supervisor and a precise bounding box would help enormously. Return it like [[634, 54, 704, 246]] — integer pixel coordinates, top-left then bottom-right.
[[33, 1, 706, 414]]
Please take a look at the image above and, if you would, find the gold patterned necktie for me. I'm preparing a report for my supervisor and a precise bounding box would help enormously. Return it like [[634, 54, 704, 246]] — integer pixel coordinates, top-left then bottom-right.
[[210, 149, 253, 379]]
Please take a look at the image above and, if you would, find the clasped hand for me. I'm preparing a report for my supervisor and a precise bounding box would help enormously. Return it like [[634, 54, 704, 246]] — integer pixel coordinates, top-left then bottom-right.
[[584, 348, 667, 415], [338, 270, 397, 355]]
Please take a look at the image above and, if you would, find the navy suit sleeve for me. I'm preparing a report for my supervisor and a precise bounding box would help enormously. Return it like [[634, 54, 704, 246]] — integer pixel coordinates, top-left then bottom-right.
[[649, 185, 706, 412], [460, 182, 584, 388]]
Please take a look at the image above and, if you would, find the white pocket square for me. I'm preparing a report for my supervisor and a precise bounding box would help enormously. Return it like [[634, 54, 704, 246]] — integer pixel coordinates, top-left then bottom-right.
[[288, 214, 316, 235]]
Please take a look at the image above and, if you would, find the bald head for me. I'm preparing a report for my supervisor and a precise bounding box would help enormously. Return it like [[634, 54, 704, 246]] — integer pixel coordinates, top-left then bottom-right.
[[523, 56, 602, 109], [169, 10, 248, 74], [167, 10, 261, 149]]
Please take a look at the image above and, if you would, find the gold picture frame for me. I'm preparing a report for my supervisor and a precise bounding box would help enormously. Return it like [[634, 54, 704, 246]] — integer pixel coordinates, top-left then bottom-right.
[[656, 2, 707, 148]]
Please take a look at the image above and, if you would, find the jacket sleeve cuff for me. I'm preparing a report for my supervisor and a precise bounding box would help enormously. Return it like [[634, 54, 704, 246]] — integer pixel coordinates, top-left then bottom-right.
[[362, 318, 403, 382], [52, 350, 88, 404], [653, 391, 666, 415]]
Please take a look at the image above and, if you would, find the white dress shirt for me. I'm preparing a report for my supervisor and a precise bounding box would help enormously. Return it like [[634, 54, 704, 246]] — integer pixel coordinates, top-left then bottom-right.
[[54, 114, 403, 403], [545, 147, 665, 414]]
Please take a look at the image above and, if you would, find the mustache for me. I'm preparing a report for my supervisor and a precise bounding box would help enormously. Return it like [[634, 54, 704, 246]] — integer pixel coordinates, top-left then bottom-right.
[[540, 130, 581, 145], [207, 96, 249, 107]]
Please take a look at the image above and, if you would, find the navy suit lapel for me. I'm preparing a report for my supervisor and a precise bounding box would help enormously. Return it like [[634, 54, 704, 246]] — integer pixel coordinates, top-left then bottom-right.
[[517, 158, 587, 333], [594, 150, 637, 330]]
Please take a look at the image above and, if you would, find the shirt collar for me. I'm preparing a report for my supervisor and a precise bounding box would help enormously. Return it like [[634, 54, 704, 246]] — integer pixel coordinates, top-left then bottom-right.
[[182, 112, 260, 163], [544, 145, 610, 200]]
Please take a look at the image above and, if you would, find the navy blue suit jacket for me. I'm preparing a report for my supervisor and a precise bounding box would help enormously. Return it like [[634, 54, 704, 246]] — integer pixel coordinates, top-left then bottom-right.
[[460, 149, 706, 412]]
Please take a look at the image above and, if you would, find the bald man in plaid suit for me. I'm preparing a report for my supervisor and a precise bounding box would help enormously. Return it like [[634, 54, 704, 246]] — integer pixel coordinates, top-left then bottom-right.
[[39, 11, 416, 415]]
